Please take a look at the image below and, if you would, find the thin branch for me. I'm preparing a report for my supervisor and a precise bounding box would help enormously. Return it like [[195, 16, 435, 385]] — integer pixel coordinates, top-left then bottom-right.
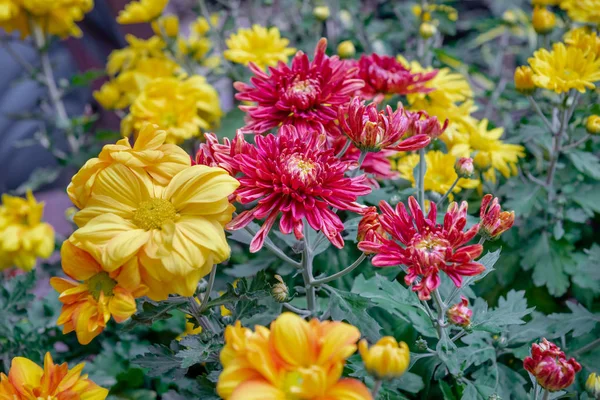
[[570, 337, 600, 357], [283, 302, 311, 316], [438, 176, 460, 205], [563, 135, 591, 151], [528, 96, 554, 135], [311, 253, 367, 286], [198, 264, 217, 312]]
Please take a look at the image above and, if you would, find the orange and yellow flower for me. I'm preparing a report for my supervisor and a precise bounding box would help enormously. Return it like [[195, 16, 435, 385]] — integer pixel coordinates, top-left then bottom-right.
[[359, 337, 410, 380], [67, 123, 191, 209], [217, 312, 372, 400], [50, 241, 147, 344], [0, 352, 108, 399]]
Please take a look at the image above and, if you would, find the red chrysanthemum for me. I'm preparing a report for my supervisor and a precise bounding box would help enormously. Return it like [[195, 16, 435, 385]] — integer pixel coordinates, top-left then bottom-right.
[[227, 125, 372, 252], [358, 197, 484, 300], [524, 338, 581, 392], [357, 54, 437, 99], [338, 97, 431, 152], [195, 131, 249, 175], [234, 38, 365, 134], [446, 296, 472, 327], [479, 194, 515, 240]]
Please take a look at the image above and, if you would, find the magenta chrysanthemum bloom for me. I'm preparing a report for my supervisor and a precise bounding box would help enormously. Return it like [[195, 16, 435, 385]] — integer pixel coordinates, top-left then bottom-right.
[[195, 131, 249, 175], [338, 97, 431, 152], [226, 125, 372, 252], [524, 338, 581, 392], [406, 110, 448, 139], [358, 197, 484, 300], [357, 54, 437, 99], [234, 38, 365, 134], [446, 296, 472, 327]]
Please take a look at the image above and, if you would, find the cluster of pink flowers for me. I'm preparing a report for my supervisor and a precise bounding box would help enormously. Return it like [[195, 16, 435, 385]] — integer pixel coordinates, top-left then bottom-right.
[[358, 197, 484, 300], [524, 338, 581, 392]]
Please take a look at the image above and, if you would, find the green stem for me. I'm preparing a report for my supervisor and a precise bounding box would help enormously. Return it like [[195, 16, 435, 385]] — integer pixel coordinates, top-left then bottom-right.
[[527, 96, 554, 135], [570, 337, 600, 357], [431, 289, 448, 339], [417, 148, 427, 210], [541, 389, 549, 400], [198, 264, 217, 312], [336, 138, 352, 158], [478, 237, 486, 245], [438, 176, 459, 205], [352, 150, 368, 177], [302, 225, 316, 313], [311, 254, 366, 286], [371, 380, 383, 399]]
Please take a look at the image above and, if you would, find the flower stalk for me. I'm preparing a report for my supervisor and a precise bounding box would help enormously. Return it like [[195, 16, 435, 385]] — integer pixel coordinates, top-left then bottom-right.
[[417, 148, 427, 210]]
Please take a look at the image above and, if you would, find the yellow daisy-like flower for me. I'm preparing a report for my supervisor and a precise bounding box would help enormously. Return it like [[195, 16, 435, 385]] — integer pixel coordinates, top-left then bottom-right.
[[224, 25, 296, 70], [117, 0, 167, 24], [0, 0, 93, 39], [106, 34, 168, 76], [446, 119, 525, 183], [398, 57, 473, 109], [0, 190, 54, 271], [67, 123, 190, 209], [392, 151, 480, 199], [560, 0, 600, 25], [528, 42, 600, 93], [175, 16, 218, 65], [69, 163, 239, 300], [0, 352, 108, 399], [122, 76, 222, 144], [50, 241, 147, 344], [564, 27, 600, 56]]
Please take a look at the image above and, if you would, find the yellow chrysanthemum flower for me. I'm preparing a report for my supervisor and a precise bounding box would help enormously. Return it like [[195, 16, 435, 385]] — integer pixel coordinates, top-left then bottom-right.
[[67, 123, 191, 209], [0, 190, 54, 271], [0, 353, 108, 399], [564, 27, 600, 56], [107, 34, 167, 76], [117, 0, 167, 24], [446, 119, 525, 183], [392, 151, 480, 199], [174, 16, 219, 65], [560, 0, 600, 25], [122, 76, 222, 144], [151, 14, 179, 38], [69, 163, 239, 300], [528, 42, 600, 93], [532, 0, 561, 5], [0, 0, 93, 39], [217, 313, 370, 400], [224, 25, 296, 70], [51, 241, 147, 344], [359, 337, 410, 380]]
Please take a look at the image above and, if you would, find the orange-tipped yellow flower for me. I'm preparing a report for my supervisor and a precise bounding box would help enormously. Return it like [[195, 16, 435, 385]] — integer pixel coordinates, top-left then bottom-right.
[[358, 337, 410, 380], [0, 352, 108, 399], [51, 241, 148, 344], [0, 190, 54, 271], [586, 115, 600, 135], [67, 123, 191, 209], [532, 6, 556, 35], [514, 66, 536, 94], [69, 163, 239, 300], [217, 313, 371, 400]]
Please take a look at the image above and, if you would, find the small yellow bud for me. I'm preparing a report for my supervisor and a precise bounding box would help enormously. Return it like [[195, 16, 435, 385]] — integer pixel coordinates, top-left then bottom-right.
[[586, 372, 600, 399], [586, 115, 600, 135], [514, 66, 536, 94], [337, 40, 356, 58], [151, 15, 180, 38], [271, 275, 289, 303], [359, 337, 410, 380], [93, 82, 120, 109], [532, 6, 556, 35], [502, 9, 517, 25], [313, 6, 330, 21], [419, 22, 437, 39]]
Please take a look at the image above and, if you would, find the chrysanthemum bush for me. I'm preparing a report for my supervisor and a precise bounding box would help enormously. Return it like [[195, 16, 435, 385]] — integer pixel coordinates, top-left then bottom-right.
[[1, 0, 600, 399]]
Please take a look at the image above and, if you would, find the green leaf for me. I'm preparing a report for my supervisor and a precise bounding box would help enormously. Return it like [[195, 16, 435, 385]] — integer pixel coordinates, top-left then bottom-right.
[[567, 151, 600, 180], [70, 69, 105, 87], [351, 274, 436, 338], [547, 302, 600, 338], [570, 245, 600, 296], [471, 290, 534, 333], [326, 286, 382, 342], [457, 332, 496, 370], [133, 345, 186, 379], [124, 297, 188, 330], [176, 336, 223, 368], [521, 233, 571, 297], [573, 184, 600, 215]]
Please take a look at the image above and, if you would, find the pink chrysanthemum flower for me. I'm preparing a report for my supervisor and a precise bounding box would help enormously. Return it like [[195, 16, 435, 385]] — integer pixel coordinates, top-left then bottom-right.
[[406, 110, 448, 139], [357, 54, 437, 100], [358, 197, 484, 300], [338, 97, 431, 152], [195, 131, 249, 175], [227, 125, 372, 252], [524, 338, 581, 392], [234, 38, 365, 134]]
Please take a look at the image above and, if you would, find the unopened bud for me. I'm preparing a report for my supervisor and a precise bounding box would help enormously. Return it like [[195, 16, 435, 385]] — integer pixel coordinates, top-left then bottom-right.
[[502, 10, 517, 25], [419, 22, 437, 39], [152, 15, 179, 38], [586, 115, 600, 135], [532, 6, 556, 35], [514, 66, 536, 94], [415, 337, 428, 351], [337, 40, 356, 58], [446, 296, 472, 327], [271, 275, 289, 303], [586, 372, 600, 399], [455, 157, 474, 178], [313, 6, 330, 21], [488, 394, 502, 400]]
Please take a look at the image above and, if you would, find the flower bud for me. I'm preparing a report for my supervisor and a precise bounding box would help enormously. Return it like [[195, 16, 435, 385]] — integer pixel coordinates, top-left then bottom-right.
[[524, 338, 581, 392], [455, 157, 474, 178], [488, 394, 501, 400], [359, 337, 410, 380], [93, 82, 120, 110], [586, 372, 600, 399], [271, 275, 289, 303], [313, 6, 330, 21], [152, 15, 179, 38], [586, 115, 600, 135], [419, 22, 437, 39], [479, 194, 515, 241], [339, 10, 352, 29], [514, 66, 536, 94], [532, 6, 556, 35], [337, 40, 356, 58], [446, 296, 472, 327], [356, 206, 386, 254], [415, 337, 428, 351], [502, 9, 517, 25]]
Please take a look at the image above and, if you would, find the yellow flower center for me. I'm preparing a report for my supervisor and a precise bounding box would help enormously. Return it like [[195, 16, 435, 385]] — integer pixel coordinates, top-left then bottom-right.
[[414, 234, 447, 253], [133, 198, 177, 230], [86, 272, 117, 301], [287, 155, 316, 182], [161, 113, 178, 127]]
